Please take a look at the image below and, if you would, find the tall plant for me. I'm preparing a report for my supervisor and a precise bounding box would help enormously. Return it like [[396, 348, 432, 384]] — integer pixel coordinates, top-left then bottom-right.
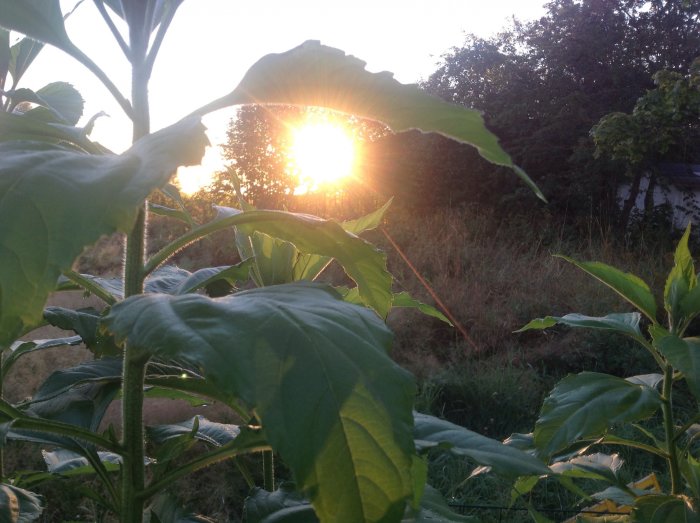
[[516, 225, 700, 520], [0, 1, 543, 520]]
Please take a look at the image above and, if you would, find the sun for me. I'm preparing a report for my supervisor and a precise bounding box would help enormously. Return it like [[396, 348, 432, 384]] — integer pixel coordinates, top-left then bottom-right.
[[290, 121, 356, 193]]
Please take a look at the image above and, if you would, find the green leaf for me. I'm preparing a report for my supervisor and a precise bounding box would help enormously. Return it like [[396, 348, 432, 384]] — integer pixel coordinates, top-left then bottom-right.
[[173, 263, 253, 296], [103, 283, 415, 522], [43, 306, 120, 357], [8, 36, 44, 87], [0, 483, 44, 521], [626, 374, 664, 390], [4, 335, 81, 378], [549, 453, 623, 484], [534, 372, 662, 457], [413, 412, 550, 478], [556, 256, 657, 322], [391, 292, 452, 325], [197, 41, 544, 200], [407, 485, 477, 522], [249, 232, 298, 286], [213, 207, 392, 317], [7, 359, 122, 451], [146, 492, 216, 523], [516, 313, 643, 340], [42, 448, 121, 476], [632, 495, 700, 522], [0, 0, 72, 53], [655, 335, 700, 402], [147, 416, 240, 447], [244, 484, 315, 523], [0, 116, 207, 346], [0, 112, 104, 153], [682, 453, 700, 499], [25, 81, 84, 125], [665, 224, 696, 328], [148, 202, 194, 225], [341, 198, 392, 235]]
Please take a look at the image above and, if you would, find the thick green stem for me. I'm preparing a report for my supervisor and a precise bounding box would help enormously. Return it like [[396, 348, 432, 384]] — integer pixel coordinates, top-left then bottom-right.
[[662, 364, 682, 494], [120, 354, 149, 521], [120, 52, 151, 520]]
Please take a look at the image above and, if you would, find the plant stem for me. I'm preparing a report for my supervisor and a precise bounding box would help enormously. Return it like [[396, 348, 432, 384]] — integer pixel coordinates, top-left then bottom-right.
[[662, 364, 682, 494], [121, 354, 148, 521], [263, 450, 274, 491], [120, 51, 151, 520]]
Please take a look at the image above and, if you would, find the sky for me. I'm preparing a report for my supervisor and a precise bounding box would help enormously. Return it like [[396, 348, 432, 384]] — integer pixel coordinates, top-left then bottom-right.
[[20, 0, 547, 190]]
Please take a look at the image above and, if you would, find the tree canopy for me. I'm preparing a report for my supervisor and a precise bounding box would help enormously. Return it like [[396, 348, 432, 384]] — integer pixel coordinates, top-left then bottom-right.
[[423, 0, 700, 221]]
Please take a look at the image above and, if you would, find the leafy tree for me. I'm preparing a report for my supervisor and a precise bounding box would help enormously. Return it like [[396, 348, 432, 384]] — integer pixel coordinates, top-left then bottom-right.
[[214, 105, 389, 212], [592, 57, 700, 228], [215, 105, 301, 209], [424, 0, 700, 222]]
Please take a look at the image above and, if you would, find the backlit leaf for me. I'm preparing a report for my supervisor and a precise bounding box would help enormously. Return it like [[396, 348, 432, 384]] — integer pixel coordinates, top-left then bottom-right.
[[665, 224, 696, 328], [212, 207, 392, 317], [413, 412, 550, 478], [516, 313, 643, 340], [534, 372, 662, 457], [556, 256, 657, 322], [655, 335, 700, 402], [196, 41, 544, 200], [103, 283, 415, 522], [0, 117, 207, 346]]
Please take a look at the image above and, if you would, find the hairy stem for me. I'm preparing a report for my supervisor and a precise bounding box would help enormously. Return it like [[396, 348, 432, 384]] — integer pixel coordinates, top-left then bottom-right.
[[662, 364, 682, 494], [120, 51, 151, 520]]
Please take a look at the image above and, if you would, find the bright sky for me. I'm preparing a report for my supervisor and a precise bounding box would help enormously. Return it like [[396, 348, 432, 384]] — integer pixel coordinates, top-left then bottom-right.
[[20, 1, 546, 188]]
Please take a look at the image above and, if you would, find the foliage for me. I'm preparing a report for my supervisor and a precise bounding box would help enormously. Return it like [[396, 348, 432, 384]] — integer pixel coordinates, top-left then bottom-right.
[[0, 1, 542, 521], [513, 224, 700, 520], [423, 0, 700, 222], [592, 58, 700, 228]]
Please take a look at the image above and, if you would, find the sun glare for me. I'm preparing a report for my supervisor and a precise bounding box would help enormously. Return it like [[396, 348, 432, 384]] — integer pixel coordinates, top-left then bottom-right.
[[290, 122, 356, 193]]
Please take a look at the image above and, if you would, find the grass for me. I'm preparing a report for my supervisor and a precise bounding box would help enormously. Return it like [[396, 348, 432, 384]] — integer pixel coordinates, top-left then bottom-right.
[[11, 199, 685, 520]]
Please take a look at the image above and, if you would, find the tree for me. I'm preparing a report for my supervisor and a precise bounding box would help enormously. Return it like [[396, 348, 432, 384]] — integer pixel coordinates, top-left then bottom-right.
[[592, 57, 700, 228], [215, 105, 301, 209], [214, 104, 389, 213], [424, 0, 700, 223]]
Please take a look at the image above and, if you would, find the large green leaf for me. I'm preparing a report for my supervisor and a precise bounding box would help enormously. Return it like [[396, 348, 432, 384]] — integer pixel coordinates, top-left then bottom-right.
[[665, 224, 696, 328], [43, 306, 120, 357], [14, 81, 84, 125], [549, 453, 623, 484], [0, 0, 72, 53], [0, 116, 207, 346], [103, 283, 415, 522], [0, 483, 44, 522], [534, 372, 662, 457], [4, 335, 81, 378], [413, 412, 550, 478], [655, 335, 700, 402], [23, 357, 122, 431], [0, 112, 105, 153], [207, 207, 393, 317], [557, 256, 657, 322], [194, 41, 544, 201], [632, 495, 700, 523], [517, 312, 643, 340], [42, 448, 121, 476], [147, 416, 240, 447]]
